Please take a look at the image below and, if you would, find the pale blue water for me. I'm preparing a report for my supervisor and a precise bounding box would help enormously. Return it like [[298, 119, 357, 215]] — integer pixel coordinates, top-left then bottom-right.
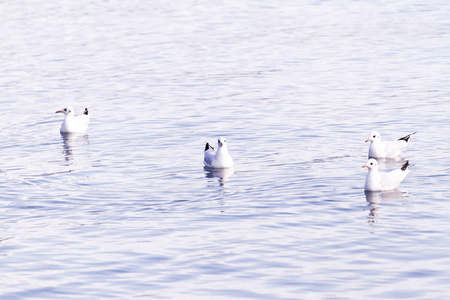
[[1, 0, 450, 299]]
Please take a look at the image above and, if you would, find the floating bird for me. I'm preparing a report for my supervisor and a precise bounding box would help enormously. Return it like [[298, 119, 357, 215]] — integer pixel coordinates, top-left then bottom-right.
[[203, 137, 234, 169], [365, 131, 416, 158], [55, 106, 89, 133], [363, 158, 411, 191]]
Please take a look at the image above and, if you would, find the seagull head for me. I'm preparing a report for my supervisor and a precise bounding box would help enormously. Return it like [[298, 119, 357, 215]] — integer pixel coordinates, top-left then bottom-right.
[[365, 131, 380, 143], [55, 106, 74, 116], [218, 137, 227, 147], [362, 158, 379, 170]]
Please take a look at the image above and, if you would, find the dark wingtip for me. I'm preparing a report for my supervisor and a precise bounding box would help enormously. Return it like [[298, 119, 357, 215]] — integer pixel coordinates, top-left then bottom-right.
[[398, 132, 416, 142], [401, 160, 410, 171], [83, 108, 89, 115], [205, 142, 214, 152]]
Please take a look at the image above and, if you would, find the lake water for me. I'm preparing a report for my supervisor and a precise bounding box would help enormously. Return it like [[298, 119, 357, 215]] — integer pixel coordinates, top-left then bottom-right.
[[1, 0, 450, 299]]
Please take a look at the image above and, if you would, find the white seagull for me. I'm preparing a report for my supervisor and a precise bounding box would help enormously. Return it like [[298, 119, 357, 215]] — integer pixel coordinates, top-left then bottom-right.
[[203, 137, 234, 169], [365, 131, 416, 158], [55, 106, 90, 133], [363, 158, 411, 192]]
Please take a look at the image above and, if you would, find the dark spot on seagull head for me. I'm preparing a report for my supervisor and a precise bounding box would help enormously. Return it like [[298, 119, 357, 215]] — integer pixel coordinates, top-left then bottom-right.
[[218, 136, 227, 147], [367, 131, 380, 142], [363, 158, 378, 169], [56, 106, 74, 115]]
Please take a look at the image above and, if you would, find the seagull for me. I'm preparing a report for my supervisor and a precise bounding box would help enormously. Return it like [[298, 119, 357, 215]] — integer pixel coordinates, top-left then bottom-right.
[[55, 106, 89, 133], [365, 131, 416, 158], [363, 158, 411, 192], [203, 137, 234, 169]]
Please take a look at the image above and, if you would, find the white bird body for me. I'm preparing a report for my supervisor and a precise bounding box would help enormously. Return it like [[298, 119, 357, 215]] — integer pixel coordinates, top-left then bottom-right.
[[366, 131, 416, 158], [204, 137, 234, 169], [363, 158, 410, 192], [56, 106, 89, 133]]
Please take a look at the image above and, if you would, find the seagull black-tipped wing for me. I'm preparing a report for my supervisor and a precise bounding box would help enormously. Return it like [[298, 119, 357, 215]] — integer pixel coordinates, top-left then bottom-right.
[[205, 142, 214, 152], [398, 132, 416, 142], [401, 160, 410, 171]]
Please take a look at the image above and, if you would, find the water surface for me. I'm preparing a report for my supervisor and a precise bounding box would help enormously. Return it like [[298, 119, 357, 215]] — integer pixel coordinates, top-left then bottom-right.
[[1, 0, 450, 299]]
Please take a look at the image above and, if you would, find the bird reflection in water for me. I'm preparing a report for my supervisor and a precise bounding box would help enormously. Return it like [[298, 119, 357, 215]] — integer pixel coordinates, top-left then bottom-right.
[[204, 167, 234, 188], [371, 157, 409, 170], [365, 190, 409, 230], [60, 132, 89, 162]]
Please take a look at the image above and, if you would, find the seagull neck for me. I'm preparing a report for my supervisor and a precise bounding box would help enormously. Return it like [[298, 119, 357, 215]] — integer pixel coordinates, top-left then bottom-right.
[[216, 146, 229, 156], [367, 168, 380, 180]]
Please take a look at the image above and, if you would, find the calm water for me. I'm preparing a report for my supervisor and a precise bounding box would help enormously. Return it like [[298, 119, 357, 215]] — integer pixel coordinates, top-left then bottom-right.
[[1, 0, 450, 299]]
